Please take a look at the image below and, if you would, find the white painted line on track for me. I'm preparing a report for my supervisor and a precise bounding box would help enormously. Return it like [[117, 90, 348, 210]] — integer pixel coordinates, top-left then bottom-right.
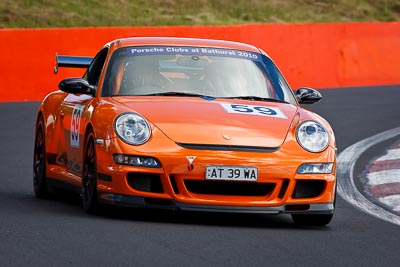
[[376, 148, 400, 161], [366, 169, 400, 185], [337, 127, 400, 226], [379, 195, 400, 212]]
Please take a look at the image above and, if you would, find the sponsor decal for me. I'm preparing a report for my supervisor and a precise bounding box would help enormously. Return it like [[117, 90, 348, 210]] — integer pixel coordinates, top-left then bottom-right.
[[70, 105, 84, 148], [220, 103, 287, 119]]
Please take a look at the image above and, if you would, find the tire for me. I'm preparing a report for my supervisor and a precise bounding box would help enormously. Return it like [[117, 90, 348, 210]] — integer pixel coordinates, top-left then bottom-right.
[[291, 213, 333, 226], [33, 116, 49, 198], [81, 129, 99, 213]]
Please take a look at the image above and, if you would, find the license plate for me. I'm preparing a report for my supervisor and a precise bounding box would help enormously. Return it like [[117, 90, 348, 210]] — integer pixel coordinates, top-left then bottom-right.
[[206, 166, 258, 181]]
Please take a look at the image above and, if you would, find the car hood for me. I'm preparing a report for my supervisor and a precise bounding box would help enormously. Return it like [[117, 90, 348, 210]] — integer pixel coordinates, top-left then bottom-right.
[[113, 97, 298, 147]]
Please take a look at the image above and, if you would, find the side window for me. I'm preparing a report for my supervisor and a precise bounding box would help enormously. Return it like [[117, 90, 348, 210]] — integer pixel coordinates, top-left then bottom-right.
[[84, 48, 109, 86]]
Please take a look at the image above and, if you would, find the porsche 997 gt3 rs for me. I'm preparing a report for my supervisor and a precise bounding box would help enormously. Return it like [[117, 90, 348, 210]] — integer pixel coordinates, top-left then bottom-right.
[[33, 37, 336, 226]]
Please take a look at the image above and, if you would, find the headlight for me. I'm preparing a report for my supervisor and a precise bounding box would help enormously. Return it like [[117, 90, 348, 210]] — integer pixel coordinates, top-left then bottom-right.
[[114, 113, 151, 145], [113, 154, 161, 168], [297, 163, 333, 174], [296, 121, 329, 153]]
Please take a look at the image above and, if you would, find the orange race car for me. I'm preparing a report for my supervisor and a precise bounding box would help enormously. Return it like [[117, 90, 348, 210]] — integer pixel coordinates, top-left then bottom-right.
[[33, 37, 336, 226]]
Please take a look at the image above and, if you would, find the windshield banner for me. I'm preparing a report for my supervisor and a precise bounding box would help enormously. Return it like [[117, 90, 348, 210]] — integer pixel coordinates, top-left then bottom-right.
[[127, 46, 262, 62]]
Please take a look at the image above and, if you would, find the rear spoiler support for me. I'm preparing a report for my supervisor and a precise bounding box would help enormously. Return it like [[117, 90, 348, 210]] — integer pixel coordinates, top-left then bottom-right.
[[54, 53, 93, 74]]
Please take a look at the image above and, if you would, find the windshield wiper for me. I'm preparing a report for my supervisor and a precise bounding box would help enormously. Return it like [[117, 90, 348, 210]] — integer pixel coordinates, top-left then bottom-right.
[[224, 96, 289, 103]]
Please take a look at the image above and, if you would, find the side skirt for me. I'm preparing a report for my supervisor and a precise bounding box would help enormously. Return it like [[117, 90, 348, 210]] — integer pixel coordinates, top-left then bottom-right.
[[47, 178, 81, 194]]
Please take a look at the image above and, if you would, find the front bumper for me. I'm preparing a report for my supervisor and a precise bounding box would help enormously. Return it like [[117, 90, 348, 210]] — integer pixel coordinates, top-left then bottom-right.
[[95, 135, 337, 211]]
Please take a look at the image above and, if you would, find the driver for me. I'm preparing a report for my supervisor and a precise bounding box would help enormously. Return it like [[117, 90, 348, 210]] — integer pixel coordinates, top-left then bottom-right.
[[119, 55, 163, 95]]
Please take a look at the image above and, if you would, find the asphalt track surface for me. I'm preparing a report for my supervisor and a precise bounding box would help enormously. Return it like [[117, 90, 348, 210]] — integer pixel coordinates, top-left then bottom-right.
[[1, 85, 400, 266]]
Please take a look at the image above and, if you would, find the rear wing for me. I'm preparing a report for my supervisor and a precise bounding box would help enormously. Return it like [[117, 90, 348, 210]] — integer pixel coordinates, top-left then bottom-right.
[[54, 53, 93, 74]]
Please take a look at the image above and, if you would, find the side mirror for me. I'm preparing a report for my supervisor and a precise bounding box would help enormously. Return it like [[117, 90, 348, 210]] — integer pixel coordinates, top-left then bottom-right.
[[295, 87, 322, 104], [58, 78, 95, 96]]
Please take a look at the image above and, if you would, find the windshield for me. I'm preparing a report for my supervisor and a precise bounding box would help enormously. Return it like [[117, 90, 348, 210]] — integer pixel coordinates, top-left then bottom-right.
[[102, 46, 296, 104]]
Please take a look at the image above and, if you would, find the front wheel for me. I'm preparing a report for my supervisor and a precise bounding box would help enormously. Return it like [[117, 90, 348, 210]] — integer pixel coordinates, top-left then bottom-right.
[[81, 130, 99, 213]]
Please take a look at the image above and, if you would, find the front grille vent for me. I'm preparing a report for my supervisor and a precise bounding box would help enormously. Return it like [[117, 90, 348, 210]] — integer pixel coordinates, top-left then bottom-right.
[[292, 180, 325, 199], [184, 180, 275, 196], [127, 173, 164, 193]]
